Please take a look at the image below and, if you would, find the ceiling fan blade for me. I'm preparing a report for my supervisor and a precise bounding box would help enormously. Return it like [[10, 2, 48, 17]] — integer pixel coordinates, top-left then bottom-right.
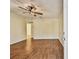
[[18, 6, 27, 11], [34, 12, 43, 15]]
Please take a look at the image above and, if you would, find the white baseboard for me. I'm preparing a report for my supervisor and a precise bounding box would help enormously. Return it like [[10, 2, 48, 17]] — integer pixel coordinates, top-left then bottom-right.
[[10, 36, 63, 46], [33, 35, 59, 39], [10, 37, 26, 44], [33, 36, 63, 46]]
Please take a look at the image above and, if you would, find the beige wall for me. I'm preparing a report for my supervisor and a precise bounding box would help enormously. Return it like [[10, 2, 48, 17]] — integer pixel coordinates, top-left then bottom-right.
[[10, 12, 26, 44], [10, 12, 64, 45], [32, 18, 59, 39], [30, 17, 64, 45], [10, 12, 63, 45], [58, 15, 64, 45]]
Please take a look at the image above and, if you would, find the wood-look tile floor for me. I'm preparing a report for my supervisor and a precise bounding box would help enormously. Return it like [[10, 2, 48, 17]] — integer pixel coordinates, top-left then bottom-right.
[[10, 39, 64, 59]]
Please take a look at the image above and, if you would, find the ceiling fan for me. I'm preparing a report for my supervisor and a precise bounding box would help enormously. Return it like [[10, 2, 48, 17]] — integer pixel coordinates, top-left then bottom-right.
[[18, 3, 43, 16]]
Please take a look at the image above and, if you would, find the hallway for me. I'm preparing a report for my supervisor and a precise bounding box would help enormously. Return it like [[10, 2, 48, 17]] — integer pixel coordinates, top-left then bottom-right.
[[11, 39, 63, 59]]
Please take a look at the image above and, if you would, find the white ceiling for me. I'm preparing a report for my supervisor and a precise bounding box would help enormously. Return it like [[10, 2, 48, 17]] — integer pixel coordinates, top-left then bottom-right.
[[10, 0, 63, 18]]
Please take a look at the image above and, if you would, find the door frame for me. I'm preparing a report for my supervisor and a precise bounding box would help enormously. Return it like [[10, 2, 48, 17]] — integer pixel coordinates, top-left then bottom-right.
[[63, 0, 68, 59]]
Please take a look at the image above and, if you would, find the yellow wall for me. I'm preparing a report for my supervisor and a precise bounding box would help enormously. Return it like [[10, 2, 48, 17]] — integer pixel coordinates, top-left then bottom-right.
[[10, 12, 26, 44]]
